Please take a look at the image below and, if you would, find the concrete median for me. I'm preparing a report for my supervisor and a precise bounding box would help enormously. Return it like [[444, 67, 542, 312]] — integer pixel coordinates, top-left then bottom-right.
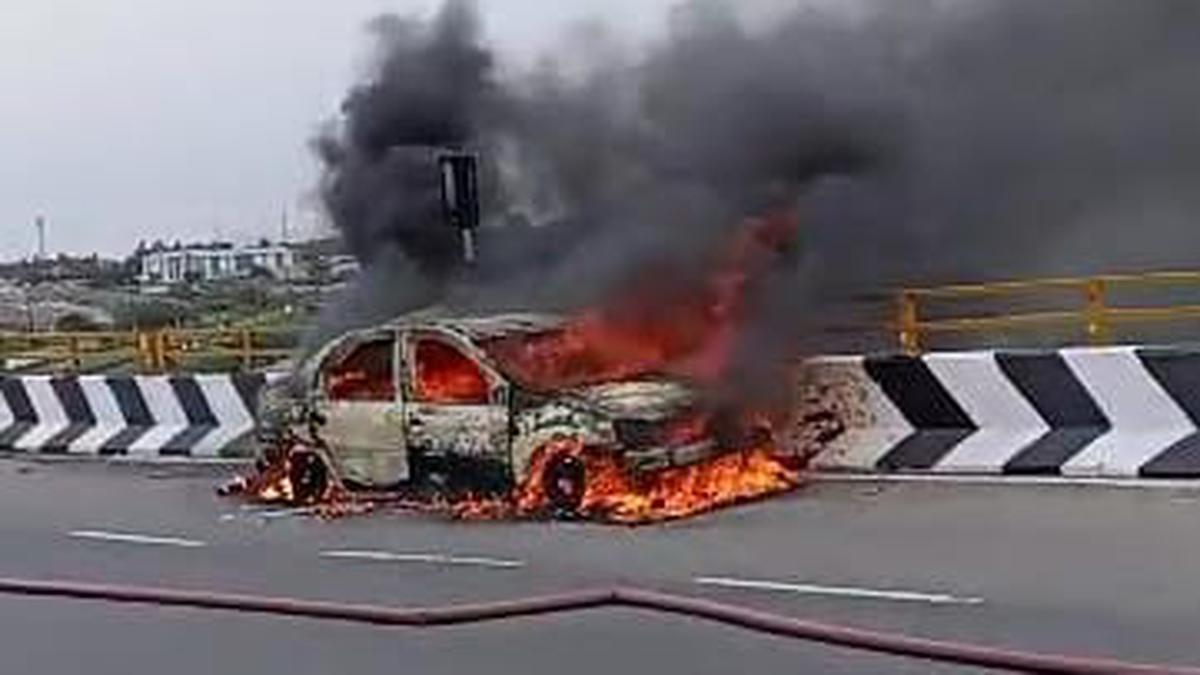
[[796, 345, 1200, 477], [0, 373, 269, 458], [12, 344, 1200, 477]]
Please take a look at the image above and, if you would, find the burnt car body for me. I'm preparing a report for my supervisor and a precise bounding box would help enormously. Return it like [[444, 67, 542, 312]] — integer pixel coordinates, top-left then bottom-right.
[[257, 311, 737, 512]]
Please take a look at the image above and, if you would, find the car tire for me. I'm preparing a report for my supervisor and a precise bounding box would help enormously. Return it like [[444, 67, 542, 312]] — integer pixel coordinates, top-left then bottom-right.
[[288, 452, 329, 504], [542, 452, 587, 518]]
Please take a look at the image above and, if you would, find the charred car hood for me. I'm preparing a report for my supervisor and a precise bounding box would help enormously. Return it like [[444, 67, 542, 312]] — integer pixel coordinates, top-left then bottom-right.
[[568, 380, 700, 421]]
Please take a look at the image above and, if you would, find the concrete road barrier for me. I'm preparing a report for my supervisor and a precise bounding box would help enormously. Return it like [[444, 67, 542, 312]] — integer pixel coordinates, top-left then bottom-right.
[[12, 345, 1200, 477], [0, 374, 270, 458], [795, 346, 1200, 477]]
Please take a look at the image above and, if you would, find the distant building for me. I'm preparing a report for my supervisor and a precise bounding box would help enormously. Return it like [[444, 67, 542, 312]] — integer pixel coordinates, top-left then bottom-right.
[[138, 241, 298, 285]]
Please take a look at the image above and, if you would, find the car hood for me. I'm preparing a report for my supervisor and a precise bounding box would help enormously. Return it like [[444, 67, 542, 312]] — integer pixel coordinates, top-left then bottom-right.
[[568, 380, 700, 421]]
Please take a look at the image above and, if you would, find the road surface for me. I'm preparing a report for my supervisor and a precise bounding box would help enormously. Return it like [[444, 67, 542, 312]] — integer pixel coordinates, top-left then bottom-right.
[[0, 458, 1198, 673]]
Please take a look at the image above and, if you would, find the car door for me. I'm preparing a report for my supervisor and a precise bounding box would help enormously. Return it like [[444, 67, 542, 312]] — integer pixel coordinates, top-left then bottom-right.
[[403, 332, 510, 467], [316, 332, 408, 487]]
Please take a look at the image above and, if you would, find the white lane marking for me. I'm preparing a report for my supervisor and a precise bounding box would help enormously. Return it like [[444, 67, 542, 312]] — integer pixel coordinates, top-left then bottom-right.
[[321, 549, 525, 569], [695, 576, 984, 606], [811, 472, 1200, 490], [68, 529, 207, 548]]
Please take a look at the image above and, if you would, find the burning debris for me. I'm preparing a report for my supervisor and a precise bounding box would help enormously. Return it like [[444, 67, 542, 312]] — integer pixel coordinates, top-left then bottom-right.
[[226, 438, 799, 525]]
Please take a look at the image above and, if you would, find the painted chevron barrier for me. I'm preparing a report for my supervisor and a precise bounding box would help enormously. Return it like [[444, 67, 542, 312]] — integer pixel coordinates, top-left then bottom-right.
[[796, 346, 1200, 477], [0, 374, 269, 458]]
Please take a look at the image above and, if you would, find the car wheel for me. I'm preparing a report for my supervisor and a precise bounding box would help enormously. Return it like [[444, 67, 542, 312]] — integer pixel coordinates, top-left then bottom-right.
[[288, 452, 329, 504], [542, 452, 587, 518]]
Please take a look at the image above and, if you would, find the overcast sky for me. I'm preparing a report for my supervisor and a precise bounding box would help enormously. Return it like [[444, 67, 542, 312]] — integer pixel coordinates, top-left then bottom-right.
[[0, 0, 683, 260]]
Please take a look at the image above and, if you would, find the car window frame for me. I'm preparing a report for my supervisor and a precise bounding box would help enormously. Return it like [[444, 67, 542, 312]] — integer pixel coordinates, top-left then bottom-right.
[[402, 329, 508, 407], [318, 331, 401, 404]]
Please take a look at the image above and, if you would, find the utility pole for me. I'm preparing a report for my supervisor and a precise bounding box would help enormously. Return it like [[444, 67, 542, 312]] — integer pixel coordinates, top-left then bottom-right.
[[27, 216, 45, 333], [280, 205, 294, 317], [34, 216, 46, 261], [23, 284, 35, 333]]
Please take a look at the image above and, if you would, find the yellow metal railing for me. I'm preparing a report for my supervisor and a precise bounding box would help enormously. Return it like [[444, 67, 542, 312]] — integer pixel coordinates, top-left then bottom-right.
[[897, 270, 1200, 354], [0, 327, 300, 374], [12, 270, 1200, 369]]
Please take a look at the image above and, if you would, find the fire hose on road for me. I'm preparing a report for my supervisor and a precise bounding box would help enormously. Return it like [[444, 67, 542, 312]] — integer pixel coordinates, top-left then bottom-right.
[[0, 576, 1191, 674]]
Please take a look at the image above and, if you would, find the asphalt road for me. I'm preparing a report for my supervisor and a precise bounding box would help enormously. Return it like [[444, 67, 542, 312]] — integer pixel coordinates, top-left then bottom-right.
[[1, 459, 1199, 674]]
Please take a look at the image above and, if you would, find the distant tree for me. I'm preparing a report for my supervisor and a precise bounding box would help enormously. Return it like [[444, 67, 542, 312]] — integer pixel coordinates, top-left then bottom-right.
[[55, 312, 103, 332], [112, 300, 187, 331], [88, 256, 140, 288]]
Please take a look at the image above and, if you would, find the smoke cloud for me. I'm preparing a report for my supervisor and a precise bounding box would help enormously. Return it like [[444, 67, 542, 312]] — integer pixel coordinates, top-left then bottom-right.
[[314, 0, 1200, 356]]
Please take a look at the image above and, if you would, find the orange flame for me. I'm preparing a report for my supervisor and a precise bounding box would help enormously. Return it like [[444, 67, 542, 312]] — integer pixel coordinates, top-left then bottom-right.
[[482, 211, 797, 390], [466, 210, 806, 523], [226, 454, 294, 504], [413, 338, 491, 403], [509, 437, 800, 524]]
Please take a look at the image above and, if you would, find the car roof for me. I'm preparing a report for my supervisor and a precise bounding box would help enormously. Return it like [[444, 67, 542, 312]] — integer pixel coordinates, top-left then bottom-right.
[[381, 308, 567, 341], [297, 309, 565, 383]]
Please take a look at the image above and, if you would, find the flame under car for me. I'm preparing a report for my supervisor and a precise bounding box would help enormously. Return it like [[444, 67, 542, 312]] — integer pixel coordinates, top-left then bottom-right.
[[256, 312, 787, 518]]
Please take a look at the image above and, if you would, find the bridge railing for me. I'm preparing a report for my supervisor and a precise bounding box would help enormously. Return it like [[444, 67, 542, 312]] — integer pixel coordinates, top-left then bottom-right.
[[897, 270, 1200, 354], [9, 270, 1200, 369], [0, 327, 302, 374]]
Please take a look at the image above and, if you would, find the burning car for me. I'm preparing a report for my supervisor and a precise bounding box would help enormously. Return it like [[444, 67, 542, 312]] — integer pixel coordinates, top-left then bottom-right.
[[249, 307, 797, 522], [236, 192, 806, 522]]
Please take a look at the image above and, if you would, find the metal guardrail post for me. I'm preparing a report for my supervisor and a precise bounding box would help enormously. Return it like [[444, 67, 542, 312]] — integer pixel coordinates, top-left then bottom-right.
[[240, 329, 253, 370], [135, 331, 149, 371], [898, 291, 922, 354], [152, 331, 167, 372], [1084, 278, 1111, 345], [68, 335, 81, 372]]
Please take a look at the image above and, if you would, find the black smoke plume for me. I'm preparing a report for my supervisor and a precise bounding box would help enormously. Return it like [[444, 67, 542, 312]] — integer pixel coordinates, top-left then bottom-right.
[[315, 0, 1200, 359]]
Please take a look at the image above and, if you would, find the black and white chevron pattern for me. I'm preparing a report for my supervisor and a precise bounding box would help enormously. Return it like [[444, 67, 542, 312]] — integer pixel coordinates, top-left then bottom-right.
[[0, 374, 268, 458], [802, 346, 1200, 477]]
